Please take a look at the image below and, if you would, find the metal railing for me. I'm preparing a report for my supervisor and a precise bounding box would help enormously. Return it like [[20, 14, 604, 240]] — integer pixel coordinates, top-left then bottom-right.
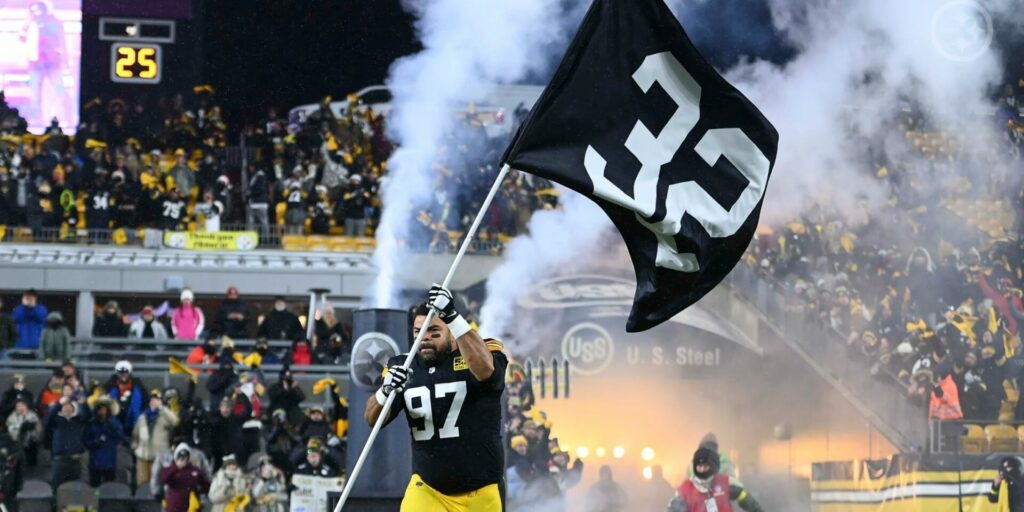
[[0, 224, 508, 253], [724, 263, 929, 451]]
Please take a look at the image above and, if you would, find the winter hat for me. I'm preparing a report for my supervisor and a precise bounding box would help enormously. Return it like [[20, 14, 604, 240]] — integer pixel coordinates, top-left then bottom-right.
[[115, 360, 133, 374], [222, 454, 238, 467], [180, 289, 194, 302], [693, 447, 719, 480], [174, 443, 191, 458], [510, 436, 528, 450], [699, 433, 719, 453]]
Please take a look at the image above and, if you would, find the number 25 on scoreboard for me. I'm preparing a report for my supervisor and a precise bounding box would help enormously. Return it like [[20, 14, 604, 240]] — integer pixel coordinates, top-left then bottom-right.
[[110, 43, 162, 84]]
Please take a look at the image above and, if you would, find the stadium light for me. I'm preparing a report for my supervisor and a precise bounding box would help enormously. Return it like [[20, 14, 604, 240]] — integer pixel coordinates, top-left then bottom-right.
[[596, 447, 606, 457], [641, 447, 655, 461], [576, 446, 590, 459], [612, 446, 625, 459], [642, 466, 653, 480]]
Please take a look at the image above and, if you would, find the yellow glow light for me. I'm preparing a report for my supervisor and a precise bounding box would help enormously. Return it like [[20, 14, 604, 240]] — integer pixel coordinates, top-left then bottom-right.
[[642, 466, 653, 480], [596, 447, 606, 457], [641, 447, 655, 461], [576, 446, 590, 459], [612, 446, 625, 459]]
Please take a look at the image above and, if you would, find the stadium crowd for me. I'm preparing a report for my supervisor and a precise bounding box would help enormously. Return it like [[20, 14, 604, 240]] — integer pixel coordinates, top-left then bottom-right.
[[0, 87, 555, 249], [746, 80, 1024, 424], [0, 284, 595, 511]]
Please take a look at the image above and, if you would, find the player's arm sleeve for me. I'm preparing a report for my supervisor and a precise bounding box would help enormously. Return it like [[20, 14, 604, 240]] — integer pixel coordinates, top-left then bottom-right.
[[730, 484, 764, 512], [482, 349, 508, 392]]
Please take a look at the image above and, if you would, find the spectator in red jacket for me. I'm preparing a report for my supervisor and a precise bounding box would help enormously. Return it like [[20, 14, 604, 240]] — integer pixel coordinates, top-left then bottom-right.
[[287, 338, 312, 367], [159, 443, 210, 512]]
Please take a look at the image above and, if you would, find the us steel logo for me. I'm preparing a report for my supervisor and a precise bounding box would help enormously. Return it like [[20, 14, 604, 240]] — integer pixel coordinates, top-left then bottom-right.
[[561, 322, 615, 376]]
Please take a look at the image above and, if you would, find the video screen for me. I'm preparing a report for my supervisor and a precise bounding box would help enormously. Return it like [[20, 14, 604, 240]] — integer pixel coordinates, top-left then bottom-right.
[[0, 0, 81, 134]]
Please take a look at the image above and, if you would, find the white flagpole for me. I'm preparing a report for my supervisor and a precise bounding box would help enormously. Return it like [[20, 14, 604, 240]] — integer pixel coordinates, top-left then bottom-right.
[[334, 163, 511, 511]]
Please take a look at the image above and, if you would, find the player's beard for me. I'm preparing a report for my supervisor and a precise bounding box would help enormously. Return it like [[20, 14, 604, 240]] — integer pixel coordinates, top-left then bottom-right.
[[417, 337, 453, 366]]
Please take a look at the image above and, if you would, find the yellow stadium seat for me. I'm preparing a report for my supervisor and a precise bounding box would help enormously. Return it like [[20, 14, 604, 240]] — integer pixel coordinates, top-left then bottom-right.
[[330, 238, 356, 252], [353, 237, 376, 252], [961, 424, 986, 454], [13, 227, 33, 243], [986, 424, 1018, 453], [281, 235, 308, 251], [306, 236, 330, 251]]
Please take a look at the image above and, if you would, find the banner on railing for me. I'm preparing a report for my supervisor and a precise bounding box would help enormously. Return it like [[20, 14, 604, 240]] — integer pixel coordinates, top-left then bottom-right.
[[289, 474, 346, 512], [163, 231, 259, 251], [813, 454, 1006, 511]]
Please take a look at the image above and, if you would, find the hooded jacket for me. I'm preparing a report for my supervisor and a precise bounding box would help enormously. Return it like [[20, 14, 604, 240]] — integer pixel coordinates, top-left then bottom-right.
[[132, 406, 180, 461], [159, 449, 211, 512], [38, 311, 71, 361], [106, 374, 148, 433]]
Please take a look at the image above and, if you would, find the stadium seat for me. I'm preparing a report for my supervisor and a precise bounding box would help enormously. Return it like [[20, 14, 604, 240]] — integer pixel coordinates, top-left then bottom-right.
[[97, 481, 133, 512], [330, 237, 356, 252], [16, 479, 53, 512], [306, 235, 331, 251], [960, 424, 986, 453], [134, 484, 162, 512], [986, 424, 1018, 453], [282, 235, 309, 251], [56, 480, 98, 511]]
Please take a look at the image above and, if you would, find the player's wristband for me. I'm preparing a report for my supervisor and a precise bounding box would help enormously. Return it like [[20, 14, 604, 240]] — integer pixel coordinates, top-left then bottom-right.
[[447, 314, 471, 339], [375, 387, 388, 406]]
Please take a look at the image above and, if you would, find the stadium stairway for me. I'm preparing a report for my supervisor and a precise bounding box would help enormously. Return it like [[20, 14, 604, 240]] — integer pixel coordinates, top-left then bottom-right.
[[715, 264, 928, 452]]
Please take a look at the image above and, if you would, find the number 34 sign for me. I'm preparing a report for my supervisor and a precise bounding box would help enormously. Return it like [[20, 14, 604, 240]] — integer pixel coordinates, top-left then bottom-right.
[[110, 43, 162, 84]]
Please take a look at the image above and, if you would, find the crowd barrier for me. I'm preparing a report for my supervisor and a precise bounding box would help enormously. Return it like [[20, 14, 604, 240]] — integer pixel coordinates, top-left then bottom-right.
[[812, 454, 1007, 512]]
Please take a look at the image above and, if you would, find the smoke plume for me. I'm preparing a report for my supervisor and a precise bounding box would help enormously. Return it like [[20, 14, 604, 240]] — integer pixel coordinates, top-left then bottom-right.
[[479, 0, 1022, 325], [371, 0, 566, 307], [479, 187, 612, 339]]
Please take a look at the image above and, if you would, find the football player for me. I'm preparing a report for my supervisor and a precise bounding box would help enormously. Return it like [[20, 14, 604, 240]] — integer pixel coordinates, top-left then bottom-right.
[[364, 284, 507, 511]]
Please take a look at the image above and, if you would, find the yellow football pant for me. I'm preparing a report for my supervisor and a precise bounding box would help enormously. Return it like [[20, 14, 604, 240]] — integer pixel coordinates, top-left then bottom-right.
[[400, 473, 503, 512]]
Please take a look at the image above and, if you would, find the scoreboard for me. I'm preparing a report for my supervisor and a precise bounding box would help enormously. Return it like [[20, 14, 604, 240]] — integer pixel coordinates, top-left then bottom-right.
[[80, 5, 202, 103], [100, 18, 174, 85], [110, 43, 163, 84]]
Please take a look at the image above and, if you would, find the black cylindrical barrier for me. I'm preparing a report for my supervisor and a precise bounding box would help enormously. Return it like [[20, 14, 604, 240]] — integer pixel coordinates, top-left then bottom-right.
[[551, 357, 559, 399], [539, 358, 546, 399], [564, 359, 570, 399], [346, 308, 412, 508]]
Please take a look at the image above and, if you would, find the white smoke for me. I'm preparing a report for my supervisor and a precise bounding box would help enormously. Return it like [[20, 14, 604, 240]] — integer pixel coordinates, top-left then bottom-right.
[[478, 0, 1021, 331], [371, 0, 567, 307], [479, 186, 612, 339], [727, 0, 1018, 223]]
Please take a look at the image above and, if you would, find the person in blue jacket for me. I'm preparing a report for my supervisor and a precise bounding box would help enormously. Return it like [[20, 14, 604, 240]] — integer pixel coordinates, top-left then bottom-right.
[[105, 360, 147, 434], [11, 289, 47, 351], [84, 396, 124, 486]]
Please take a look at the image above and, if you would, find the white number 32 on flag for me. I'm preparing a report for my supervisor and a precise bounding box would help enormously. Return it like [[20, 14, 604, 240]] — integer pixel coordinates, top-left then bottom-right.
[[584, 51, 771, 272]]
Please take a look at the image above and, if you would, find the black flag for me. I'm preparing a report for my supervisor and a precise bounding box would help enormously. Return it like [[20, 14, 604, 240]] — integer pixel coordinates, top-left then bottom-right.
[[502, 0, 778, 332]]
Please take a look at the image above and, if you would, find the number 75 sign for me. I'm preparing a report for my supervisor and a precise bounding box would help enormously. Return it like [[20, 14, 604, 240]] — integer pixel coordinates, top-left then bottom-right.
[[110, 43, 162, 84]]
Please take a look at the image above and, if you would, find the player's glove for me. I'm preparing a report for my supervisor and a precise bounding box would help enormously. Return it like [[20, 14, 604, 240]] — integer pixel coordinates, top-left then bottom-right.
[[376, 364, 412, 405], [427, 283, 471, 338]]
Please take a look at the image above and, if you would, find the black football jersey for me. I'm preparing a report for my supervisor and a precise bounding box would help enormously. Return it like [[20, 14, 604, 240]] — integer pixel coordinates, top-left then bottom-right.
[[388, 340, 507, 495]]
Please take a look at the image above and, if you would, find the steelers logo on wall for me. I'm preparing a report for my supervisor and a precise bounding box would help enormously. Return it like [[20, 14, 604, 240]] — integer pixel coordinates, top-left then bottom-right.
[[350, 331, 401, 390]]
